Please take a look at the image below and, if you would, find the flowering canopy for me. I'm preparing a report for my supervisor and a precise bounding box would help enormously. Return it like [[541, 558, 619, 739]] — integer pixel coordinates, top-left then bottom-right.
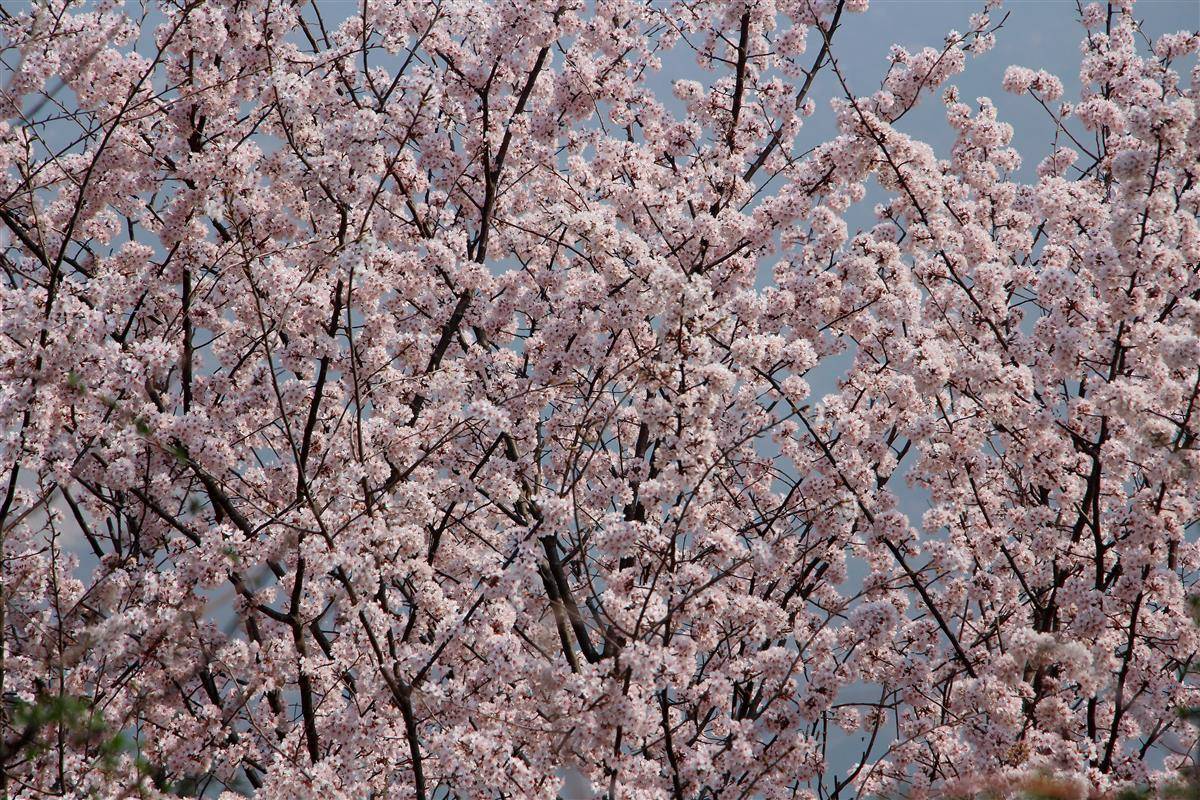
[[1, 0, 1199, 797]]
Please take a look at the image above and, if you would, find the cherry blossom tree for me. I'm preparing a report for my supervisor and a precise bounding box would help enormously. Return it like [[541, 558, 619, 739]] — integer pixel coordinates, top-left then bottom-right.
[[1, 0, 1198, 797]]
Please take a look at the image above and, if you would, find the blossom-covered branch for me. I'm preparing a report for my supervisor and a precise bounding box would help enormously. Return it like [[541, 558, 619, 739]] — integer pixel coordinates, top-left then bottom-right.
[[0, 0, 1197, 797]]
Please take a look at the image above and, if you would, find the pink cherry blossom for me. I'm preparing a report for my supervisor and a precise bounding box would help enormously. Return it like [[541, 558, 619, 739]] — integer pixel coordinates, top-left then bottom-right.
[[1, 1, 1198, 798]]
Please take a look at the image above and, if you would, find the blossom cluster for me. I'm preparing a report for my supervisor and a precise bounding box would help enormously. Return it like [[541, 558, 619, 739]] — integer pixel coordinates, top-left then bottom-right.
[[0, 0, 1197, 798]]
